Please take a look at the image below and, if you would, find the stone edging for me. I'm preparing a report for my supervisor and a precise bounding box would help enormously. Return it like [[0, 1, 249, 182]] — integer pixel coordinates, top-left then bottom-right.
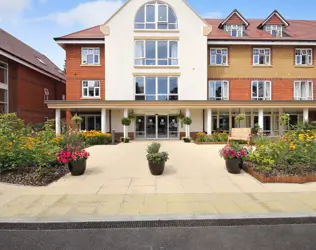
[[194, 142, 227, 145], [244, 166, 316, 184]]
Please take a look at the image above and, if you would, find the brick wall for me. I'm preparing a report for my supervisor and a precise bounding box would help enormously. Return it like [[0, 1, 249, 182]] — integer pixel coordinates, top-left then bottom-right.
[[65, 44, 105, 100], [265, 15, 284, 25], [226, 13, 245, 25]]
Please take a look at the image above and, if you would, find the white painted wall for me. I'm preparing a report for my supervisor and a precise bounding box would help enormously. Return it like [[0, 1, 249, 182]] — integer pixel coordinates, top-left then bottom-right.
[[105, 0, 208, 101]]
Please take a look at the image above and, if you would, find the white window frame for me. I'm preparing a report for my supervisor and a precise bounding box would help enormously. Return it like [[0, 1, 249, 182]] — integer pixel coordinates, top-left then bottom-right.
[[295, 48, 313, 65], [224, 24, 244, 37], [134, 2, 178, 30], [81, 48, 100, 65], [134, 76, 178, 100], [209, 80, 229, 100], [44, 88, 49, 101], [294, 80, 313, 100], [253, 48, 271, 65], [134, 40, 178, 66], [0, 61, 9, 113], [210, 48, 228, 66], [264, 25, 283, 37], [251, 81, 272, 100], [82, 80, 100, 98]]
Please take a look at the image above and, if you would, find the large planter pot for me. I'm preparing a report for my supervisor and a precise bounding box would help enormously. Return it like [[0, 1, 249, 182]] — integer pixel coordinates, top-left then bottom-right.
[[183, 138, 191, 143], [68, 160, 86, 176], [148, 161, 165, 175], [225, 159, 241, 174]]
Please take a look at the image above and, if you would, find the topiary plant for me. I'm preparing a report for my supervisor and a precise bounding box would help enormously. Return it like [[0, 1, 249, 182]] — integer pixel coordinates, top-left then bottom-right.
[[121, 117, 131, 126], [183, 117, 192, 126]]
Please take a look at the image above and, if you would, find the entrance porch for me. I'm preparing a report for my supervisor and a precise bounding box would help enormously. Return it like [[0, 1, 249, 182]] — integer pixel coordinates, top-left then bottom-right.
[[48, 100, 316, 139]]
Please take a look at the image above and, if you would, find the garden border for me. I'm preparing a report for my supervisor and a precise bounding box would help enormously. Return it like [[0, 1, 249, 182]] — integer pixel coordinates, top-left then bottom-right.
[[194, 142, 227, 145], [244, 165, 316, 184]]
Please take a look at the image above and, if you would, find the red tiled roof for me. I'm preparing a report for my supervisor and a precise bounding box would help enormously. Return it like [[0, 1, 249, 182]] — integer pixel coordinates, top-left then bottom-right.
[[0, 28, 65, 80], [55, 19, 316, 42], [206, 19, 316, 41], [55, 26, 104, 40]]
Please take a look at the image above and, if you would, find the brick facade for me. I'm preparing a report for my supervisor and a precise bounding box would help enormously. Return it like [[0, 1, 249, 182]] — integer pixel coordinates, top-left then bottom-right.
[[65, 44, 105, 100], [0, 55, 65, 125], [226, 13, 246, 25]]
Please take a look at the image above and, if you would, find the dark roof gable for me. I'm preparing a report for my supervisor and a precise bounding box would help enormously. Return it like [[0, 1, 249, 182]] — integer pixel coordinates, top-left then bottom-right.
[[258, 10, 290, 29], [218, 9, 250, 28]]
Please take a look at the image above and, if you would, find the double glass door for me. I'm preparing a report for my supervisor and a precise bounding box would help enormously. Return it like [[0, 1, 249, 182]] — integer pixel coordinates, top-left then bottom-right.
[[135, 115, 178, 139]]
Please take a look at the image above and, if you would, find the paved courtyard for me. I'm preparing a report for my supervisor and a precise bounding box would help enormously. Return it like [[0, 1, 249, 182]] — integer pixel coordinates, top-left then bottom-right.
[[1, 141, 316, 220]]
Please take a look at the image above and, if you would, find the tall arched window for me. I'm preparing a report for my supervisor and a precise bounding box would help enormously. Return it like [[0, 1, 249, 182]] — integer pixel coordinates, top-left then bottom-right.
[[135, 1, 178, 30]]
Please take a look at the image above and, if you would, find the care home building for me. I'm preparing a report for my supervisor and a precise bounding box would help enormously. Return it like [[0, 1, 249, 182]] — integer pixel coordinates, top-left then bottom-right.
[[0, 28, 65, 124], [48, 0, 316, 139]]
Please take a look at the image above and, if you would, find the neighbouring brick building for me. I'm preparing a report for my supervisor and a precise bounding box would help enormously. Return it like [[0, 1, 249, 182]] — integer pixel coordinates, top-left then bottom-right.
[[0, 28, 65, 125], [47, 0, 316, 139]]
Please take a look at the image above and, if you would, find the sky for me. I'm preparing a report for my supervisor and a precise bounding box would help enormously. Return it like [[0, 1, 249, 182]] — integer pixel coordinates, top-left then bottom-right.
[[1, 0, 316, 69]]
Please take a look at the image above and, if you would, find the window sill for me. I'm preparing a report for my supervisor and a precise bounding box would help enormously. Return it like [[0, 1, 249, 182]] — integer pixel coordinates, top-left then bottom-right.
[[252, 65, 273, 68], [209, 64, 229, 67], [80, 64, 101, 67], [134, 65, 180, 69], [80, 97, 102, 100], [294, 65, 314, 68], [134, 29, 180, 33]]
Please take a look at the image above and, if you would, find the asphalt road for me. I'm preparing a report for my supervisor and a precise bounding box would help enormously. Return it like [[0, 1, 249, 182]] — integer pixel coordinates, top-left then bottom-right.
[[1, 224, 316, 250]]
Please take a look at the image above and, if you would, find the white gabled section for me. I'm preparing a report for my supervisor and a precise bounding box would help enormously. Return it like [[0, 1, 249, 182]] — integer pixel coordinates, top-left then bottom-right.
[[103, 0, 210, 101]]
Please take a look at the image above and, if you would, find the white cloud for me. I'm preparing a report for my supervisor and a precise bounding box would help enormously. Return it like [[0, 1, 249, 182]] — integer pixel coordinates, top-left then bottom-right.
[[30, 0, 124, 28], [0, 0, 31, 22], [200, 11, 222, 19]]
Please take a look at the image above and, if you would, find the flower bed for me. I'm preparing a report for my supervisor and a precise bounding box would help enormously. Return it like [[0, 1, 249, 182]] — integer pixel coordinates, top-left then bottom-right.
[[194, 141, 227, 145], [195, 132, 228, 143], [244, 129, 316, 183], [0, 113, 67, 186], [79, 130, 112, 145]]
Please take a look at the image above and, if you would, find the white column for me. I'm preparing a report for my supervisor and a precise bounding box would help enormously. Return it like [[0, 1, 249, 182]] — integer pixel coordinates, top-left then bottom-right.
[[207, 109, 212, 134], [303, 108, 309, 123], [216, 111, 220, 129], [101, 108, 107, 133], [185, 108, 190, 137], [123, 108, 128, 138], [55, 108, 61, 136], [258, 109, 264, 132]]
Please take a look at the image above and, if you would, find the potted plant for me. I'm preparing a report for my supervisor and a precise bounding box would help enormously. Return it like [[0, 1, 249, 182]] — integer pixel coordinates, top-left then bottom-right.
[[71, 114, 82, 131], [177, 111, 185, 128], [57, 147, 90, 176], [182, 136, 192, 143], [120, 137, 130, 143], [280, 113, 291, 131], [219, 143, 249, 174], [146, 142, 169, 175], [183, 116, 192, 142], [234, 113, 245, 125]]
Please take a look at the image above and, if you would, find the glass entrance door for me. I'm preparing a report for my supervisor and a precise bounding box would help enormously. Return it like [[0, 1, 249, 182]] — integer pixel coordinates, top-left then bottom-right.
[[157, 115, 168, 138], [146, 116, 156, 139], [169, 116, 178, 138]]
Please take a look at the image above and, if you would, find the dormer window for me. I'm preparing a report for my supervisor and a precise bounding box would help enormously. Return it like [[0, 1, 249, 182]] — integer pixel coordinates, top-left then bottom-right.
[[224, 24, 244, 37], [264, 25, 283, 37]]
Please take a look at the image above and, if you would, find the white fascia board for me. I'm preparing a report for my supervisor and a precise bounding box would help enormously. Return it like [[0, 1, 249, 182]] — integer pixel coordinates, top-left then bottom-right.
[[0, 49, 65, 82], [56, 40, 104, 44], [208, 40, 316, 46]]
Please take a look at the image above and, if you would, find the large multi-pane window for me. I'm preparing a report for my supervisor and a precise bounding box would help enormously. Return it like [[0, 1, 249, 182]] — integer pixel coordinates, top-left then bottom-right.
[[294, 81, 313, 100], [253, 48, 271, 65], [81, 48, 100, 65], [295, 49, 313, 65], [210, 48, 228, 65], [224, 24, 244, 37], [82, 80, 100, 97], [251, 81, 271, 100], [209, 80, 229, 100], [135, 40, 178, 66], [0, 61, 8, 113], [135, 76, 178, 100], [264, 25, 283, 37], [134, 1, 178, 30]]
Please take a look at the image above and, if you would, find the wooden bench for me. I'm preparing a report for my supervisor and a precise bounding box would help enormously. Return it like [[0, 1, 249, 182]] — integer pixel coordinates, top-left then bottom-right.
[[227, 128, 252, 145]]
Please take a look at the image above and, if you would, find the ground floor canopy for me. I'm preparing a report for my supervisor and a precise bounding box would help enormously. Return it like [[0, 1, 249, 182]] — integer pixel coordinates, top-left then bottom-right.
[[46, 100, 316, 139]]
